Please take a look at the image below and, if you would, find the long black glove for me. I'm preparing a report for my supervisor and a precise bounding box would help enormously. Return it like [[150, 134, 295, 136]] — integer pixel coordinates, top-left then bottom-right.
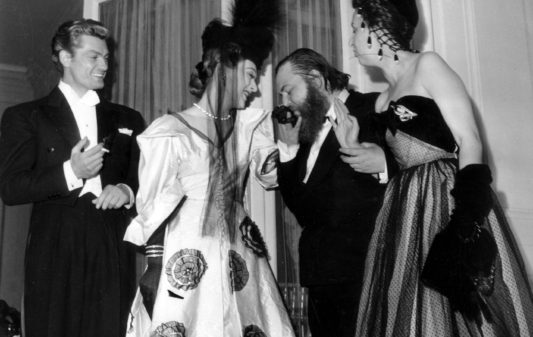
[[422, 164, 497, 322]]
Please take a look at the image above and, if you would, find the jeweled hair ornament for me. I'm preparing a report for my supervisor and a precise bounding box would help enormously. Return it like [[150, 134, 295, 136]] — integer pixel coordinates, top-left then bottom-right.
[[354, 0, 418, 62]]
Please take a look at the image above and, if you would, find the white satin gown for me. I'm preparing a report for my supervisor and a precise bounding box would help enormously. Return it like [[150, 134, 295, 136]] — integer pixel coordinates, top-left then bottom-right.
[[124, 108, 295, 337]]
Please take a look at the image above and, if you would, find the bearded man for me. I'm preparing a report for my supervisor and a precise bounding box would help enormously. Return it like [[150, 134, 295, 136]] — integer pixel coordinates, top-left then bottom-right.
[[274, 48, 394, 337]]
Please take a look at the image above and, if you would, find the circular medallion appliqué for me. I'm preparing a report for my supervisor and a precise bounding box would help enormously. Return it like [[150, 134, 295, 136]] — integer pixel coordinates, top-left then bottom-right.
[[165, 248, 208, 291], [229, 250, 249, 292], [239, 217, 270, 258], [243, 324, 267, 337], [151, 321, 186, 337]]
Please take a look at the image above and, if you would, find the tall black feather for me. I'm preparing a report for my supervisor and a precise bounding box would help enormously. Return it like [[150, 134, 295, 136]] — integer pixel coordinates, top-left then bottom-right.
[[231, 0, 282, 32], [387, 0, 418, 27], [201, 0, 283, 69]]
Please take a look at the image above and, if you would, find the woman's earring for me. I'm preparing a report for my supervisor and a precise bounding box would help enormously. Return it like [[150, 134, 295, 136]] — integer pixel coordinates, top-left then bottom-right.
[[378, 48, 383, 61], [394, 53, 399, 63], [367, 36, 372, 49]]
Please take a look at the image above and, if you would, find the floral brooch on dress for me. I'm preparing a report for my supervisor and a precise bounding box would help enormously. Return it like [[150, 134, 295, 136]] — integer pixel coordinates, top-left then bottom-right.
[[239, 217, 270, 259], [391, 103, 418, 122], [229, 250, 250, 292], [165, 248, 208, 291], [152, 321, 186, 337], [243, 324, 267, 337]]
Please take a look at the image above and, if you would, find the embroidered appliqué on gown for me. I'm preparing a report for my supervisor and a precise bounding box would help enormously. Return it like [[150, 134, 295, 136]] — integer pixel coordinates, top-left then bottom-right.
[[165, 249, 208, 291], [229, 250, 249, 292], [152, 321, 186, 337]]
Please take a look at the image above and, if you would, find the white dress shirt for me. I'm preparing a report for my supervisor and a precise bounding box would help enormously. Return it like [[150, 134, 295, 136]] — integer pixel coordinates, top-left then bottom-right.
[[59, 82, 135, 206], [278, 89, 387, 183], [60, 81, 103, 196]]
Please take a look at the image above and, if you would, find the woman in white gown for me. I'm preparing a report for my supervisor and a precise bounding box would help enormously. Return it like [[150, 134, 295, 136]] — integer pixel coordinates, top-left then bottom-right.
[[123, 0, 295, 336]]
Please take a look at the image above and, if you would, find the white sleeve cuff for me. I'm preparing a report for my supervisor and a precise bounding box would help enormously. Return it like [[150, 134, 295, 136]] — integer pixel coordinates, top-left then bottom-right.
[[123, 218, 145, 246], [117, 183, 135, 209], [277, 140, 299, 163], [378, 163, 389, 184], [63, 160, 83, 191]]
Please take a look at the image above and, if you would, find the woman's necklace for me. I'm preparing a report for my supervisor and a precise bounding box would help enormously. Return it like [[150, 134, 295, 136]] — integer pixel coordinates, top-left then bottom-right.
[[193, 103, 232, 121]]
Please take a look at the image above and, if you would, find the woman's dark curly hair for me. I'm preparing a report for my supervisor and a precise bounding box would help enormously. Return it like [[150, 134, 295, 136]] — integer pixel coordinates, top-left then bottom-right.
[[352, 0, 418, 52], [189, 0, 282, 98], [189, 48, 222, 99]]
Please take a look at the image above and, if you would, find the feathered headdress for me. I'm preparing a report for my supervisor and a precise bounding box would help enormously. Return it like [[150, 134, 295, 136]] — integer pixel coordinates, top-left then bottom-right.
[[201, 0, 282, 69]]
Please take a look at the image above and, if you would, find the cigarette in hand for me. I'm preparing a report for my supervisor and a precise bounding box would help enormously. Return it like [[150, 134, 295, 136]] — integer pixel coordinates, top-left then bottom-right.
[[102, 148, 110, 153]]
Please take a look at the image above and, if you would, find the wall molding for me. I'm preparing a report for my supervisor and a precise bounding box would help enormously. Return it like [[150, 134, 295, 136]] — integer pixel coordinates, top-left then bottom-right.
[[462, 0, 484, 115], [0, 63, 33, 109], [521, 0, 533, 95], [0, 63, 27, 73], [507, 207, 533, 218], [83, 0, 109, 19]]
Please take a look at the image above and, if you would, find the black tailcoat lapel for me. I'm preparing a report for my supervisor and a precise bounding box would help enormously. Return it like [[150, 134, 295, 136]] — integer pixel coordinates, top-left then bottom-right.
[[96, 100, 118, 143], [42, 87, 80, 149], [305, 129, 339, 187], [296, 142, 312, 183]]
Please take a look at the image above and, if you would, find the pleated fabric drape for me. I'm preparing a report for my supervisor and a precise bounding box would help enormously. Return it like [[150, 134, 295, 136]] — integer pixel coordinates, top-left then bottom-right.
[[273, 0, 343, 81], [99, 0, 220, 123]]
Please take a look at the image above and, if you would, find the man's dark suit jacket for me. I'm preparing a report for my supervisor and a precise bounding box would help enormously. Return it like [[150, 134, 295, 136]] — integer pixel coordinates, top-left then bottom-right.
[[0, 87, 145, 337], [278, 90, 392, 287]]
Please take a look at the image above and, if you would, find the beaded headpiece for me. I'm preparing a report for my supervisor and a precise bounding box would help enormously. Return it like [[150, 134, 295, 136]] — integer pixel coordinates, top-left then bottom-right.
[[353, 0, 418, 61]]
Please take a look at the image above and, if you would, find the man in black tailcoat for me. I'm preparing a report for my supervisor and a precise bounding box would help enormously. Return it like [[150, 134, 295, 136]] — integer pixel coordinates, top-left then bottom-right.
[[275, 48, 394, 337], [0, 19, 144, 337]]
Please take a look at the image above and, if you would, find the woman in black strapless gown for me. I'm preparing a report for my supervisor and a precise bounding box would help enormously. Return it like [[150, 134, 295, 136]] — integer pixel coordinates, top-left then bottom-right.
[[331, 0, 533, 336]]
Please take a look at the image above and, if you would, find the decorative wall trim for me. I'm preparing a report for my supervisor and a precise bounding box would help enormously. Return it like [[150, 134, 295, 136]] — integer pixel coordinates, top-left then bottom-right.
[[462, 0, 484, 115], [521, 0, 533, 94], [415, 0, 434, 52], [507, 207, 533, 218], [428, 0, 446, 56], [340, 0, 353, 75], [83, 0, 109, 19], [0, 63, 33, 108], [0, 64, 27, 72]]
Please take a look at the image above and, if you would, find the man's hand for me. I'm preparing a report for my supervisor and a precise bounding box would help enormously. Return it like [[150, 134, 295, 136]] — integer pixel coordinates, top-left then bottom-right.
[[92, 184, 130, 210], [71, 137, 105, 179], [276, 111, 302, 146], [339, 142, 386, 174], [330, 98, 360, 148]]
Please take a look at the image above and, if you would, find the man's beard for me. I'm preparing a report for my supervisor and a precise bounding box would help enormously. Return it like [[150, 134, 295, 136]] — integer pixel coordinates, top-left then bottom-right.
[[296, 81, 330, 144]]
